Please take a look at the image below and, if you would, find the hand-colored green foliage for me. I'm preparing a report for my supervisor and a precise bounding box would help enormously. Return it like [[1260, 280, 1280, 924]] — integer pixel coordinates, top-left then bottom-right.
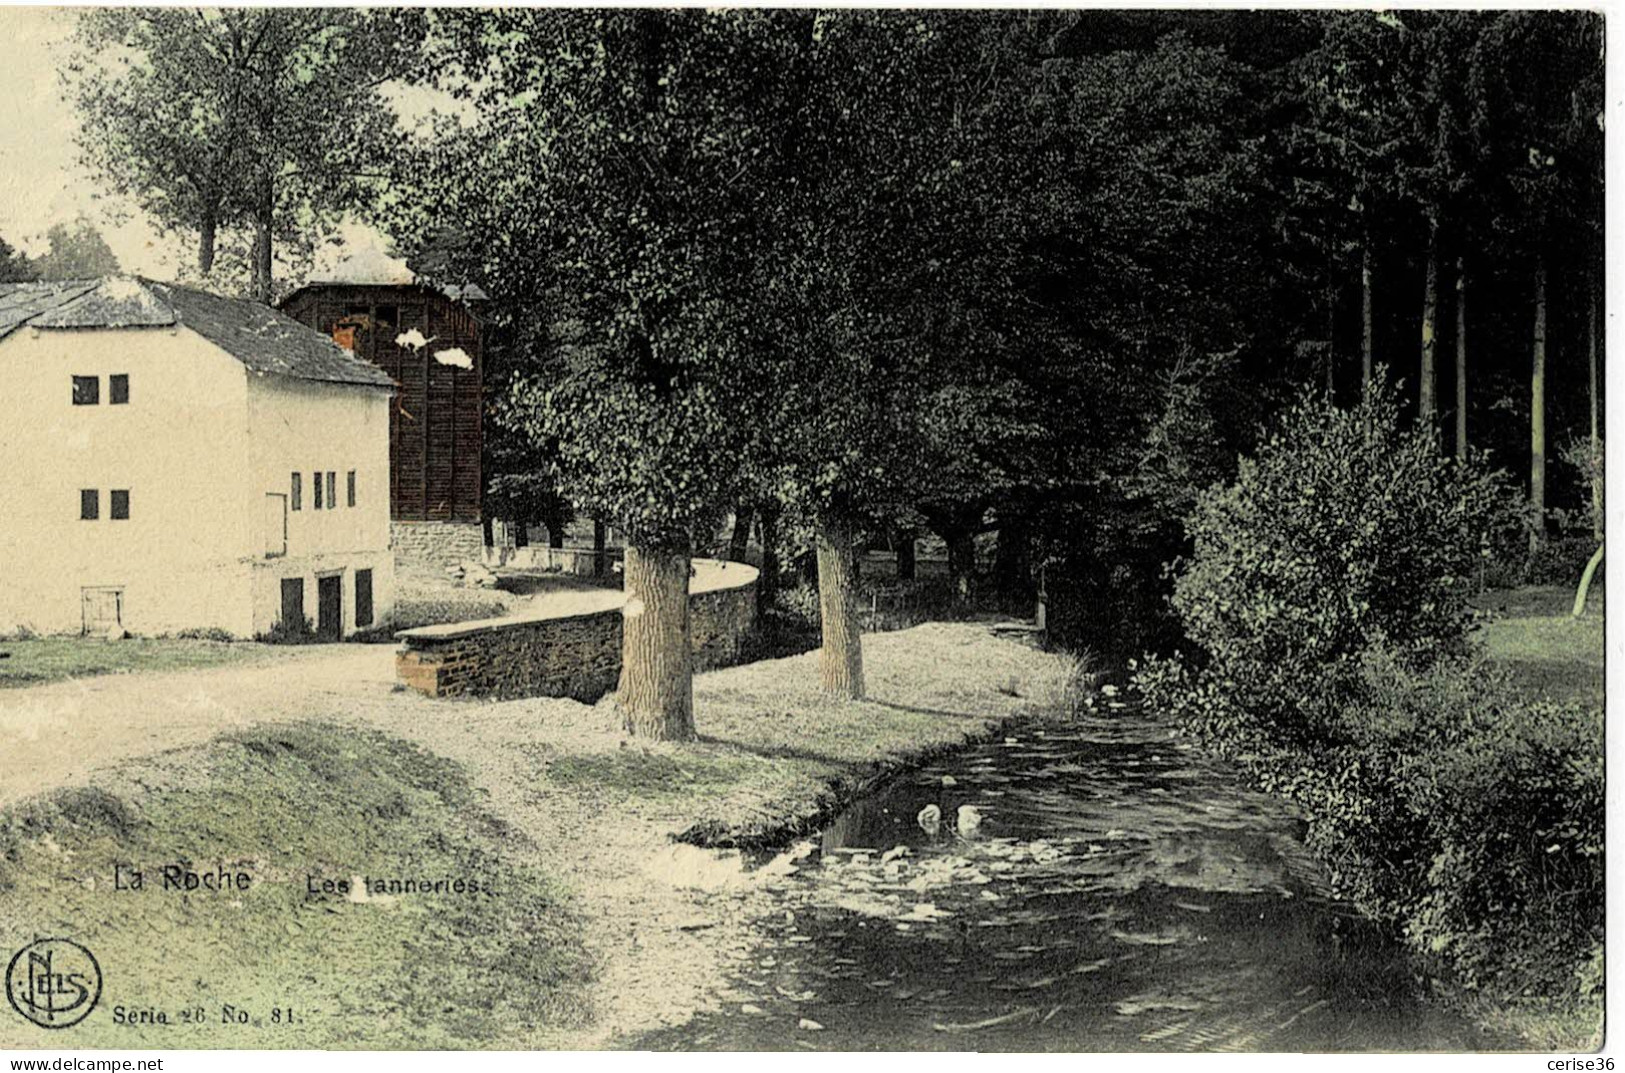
[[1167, 376, 1508, 737], [1135, 385, 1600, 1003]]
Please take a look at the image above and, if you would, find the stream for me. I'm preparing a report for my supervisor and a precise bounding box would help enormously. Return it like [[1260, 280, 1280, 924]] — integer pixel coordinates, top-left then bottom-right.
[[640, 701, 1505, 1052]]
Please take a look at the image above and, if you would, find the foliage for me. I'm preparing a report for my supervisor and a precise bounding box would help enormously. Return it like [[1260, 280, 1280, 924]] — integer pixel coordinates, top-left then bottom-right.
[[1166, 377, 1506, 739], [0, 235, 35, 282], [396, 10, 788, 552], [1135, 381, 1600, 1004], [27, 219, 120, 280], [66, 9, 426, 296], [256, 615, 318, 645]]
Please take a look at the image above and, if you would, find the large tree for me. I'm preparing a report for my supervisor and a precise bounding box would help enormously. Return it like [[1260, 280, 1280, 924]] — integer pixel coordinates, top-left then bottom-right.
[[67, 9, 424, 301], [395, 10, 786, 739]]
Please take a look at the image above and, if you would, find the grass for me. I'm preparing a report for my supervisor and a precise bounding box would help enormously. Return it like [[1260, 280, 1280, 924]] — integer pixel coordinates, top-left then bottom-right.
[[1473, 584, 1604, 707], [1460, 585, 1605, 1050], [667, 624, 1074, 847], [0, 723, 593, 1049], [0, 635, 271, 689]]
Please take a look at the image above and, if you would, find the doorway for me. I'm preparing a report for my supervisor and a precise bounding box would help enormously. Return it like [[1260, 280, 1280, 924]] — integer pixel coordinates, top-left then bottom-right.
[[280, 577, 305, 632], [317, 574, 343, 641], [81, 587, 123, 635]]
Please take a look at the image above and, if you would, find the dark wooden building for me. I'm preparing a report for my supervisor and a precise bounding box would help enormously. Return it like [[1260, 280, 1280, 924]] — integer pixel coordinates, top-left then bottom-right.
[[280, 282, 483, 524]]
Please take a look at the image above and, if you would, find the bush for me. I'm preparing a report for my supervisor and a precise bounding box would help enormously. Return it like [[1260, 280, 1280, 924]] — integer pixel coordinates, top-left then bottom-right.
[[173, 626, 235, 643], [1140, 650, 1603, 999], [1135, 379, 1601, 1007], [1168, 378, 1508, 740], [256, 616, 318, 645]]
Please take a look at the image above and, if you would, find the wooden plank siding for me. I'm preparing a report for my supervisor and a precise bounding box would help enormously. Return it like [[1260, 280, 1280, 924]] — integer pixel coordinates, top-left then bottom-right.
[[279, 284, 483, 524]]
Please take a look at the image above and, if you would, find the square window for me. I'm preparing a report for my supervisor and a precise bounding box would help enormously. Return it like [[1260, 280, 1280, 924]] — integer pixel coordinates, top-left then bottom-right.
[[347, 470, 356, 507], [109, 375, 129, 405], [80, 489, 98, 520], [327, 471, 337, 510], [291, 472, 302, 511], [110, 489, 129, 520], [313, 472, 323, 510], [72, 376, 98, 405]]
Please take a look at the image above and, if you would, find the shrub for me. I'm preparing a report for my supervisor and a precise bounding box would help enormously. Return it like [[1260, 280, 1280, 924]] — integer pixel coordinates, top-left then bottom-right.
[[173, 626, 235, 643], [1135, 380, 1600, 1007], [256, 616, 318, 645], [1169, 378, 1507, 739]]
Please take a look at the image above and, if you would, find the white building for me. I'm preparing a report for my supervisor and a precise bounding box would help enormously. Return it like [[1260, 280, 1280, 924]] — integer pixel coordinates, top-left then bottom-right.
[[0, 277, 396, 639]]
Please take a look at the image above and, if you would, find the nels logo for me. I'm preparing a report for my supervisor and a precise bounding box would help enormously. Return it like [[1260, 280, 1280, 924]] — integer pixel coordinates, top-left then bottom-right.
[[6, 939, 102, 1029]]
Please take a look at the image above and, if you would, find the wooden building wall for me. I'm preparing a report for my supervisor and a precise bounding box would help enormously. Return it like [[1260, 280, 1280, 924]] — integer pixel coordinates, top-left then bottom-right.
[[280, 285, 483, 524]]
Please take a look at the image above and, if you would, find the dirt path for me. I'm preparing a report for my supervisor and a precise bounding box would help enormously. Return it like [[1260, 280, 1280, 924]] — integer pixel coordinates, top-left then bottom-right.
[[0, 645, 402, 805]]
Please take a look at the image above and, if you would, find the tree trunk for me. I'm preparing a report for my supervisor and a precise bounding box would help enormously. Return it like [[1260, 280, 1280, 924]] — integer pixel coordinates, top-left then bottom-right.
[[250, 173, 273, 304], [1419, 220, 1439, 425], [896, 530, 917, 581], [947, 532, 977, 605], [757, 501, 780, 616], [1572, 543, 1605, 619], [815, 513, 864, 699], [1455, 256, 1468, 462], [618, 542, 694, 740], [198, 208, 217, 275], [548, 526, 565, 550], [593, 518, 607, 577], [1361, 236, 1374, 398], [1530, 258, 1548, 553], [513, 518, 529, 548], [729, 504, 753, 563], [1589, 280, 1601, 540], [993, 519, 1033, 603]]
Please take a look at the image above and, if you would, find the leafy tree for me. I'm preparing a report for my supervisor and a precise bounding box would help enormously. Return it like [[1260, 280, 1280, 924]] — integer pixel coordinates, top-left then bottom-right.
[[0, 236, 34, 282], [28, 219, 120, 280], [395, 10, 787, 738], [741, 12, 1059, 695], [67, 9, 425, 301]]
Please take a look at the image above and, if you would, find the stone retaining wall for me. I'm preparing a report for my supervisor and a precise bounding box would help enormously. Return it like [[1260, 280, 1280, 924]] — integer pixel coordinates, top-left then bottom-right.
[[396, 560, 758, 700], [391, 521, 485, 576]]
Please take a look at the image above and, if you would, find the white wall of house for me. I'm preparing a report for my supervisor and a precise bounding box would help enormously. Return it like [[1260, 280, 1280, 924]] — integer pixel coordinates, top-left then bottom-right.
[[0, 326, 394, 639], [244, 375, 394, 637], [0, 326, 254, 636]]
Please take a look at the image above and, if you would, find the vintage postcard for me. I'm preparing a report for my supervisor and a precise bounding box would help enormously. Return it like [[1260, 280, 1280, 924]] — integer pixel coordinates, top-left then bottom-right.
[[0, 3, 1607, 1059]]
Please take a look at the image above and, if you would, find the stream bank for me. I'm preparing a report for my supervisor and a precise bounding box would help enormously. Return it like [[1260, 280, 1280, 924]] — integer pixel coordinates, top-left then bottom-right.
[[636, 702, 1510, 1051]]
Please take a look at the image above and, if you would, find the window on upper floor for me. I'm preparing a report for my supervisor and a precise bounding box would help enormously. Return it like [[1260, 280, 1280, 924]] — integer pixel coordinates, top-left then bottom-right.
[[313, 471, 323, 510], [72, 376, 98, 405], [80, 489, 98, 520], [327, 471, 337, 510], [291, 472, 302, 511], [110, 375, 129, 405], [347, 470, 357, 508], [110, 489, 129, 520]]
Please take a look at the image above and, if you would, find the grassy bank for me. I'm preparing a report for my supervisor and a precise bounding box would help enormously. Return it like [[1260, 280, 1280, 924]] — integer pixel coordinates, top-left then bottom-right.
[[1474, 584, 1604, 707], [0, 620, 1073, 1048], [1463, 584, 1605, 1049], [0, 723, 593, 1049], [0, 636, 271, 689]]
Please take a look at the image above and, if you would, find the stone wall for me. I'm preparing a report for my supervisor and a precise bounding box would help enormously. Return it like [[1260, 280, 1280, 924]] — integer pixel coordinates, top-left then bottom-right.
[[396, 560, 758, 700], [392, 520, 485, 576]]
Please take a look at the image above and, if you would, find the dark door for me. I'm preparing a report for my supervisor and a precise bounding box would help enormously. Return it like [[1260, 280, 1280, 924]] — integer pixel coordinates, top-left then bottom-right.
[[317, 575, 343, 641], [280, 578, 305, 632], [355, 569, 373, 629]]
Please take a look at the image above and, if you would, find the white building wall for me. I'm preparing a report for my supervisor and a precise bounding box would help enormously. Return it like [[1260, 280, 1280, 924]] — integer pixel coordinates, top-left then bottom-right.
[[0, 326, 254, 636], [244, 375, 395, 637]]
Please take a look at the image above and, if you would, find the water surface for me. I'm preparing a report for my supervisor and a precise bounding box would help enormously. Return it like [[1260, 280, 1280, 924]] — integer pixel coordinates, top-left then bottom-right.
[[642, 704, 1500, 1051]]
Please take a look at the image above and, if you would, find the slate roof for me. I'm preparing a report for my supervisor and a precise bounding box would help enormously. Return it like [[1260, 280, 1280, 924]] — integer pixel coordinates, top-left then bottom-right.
[[0, 277, 396, 390]]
